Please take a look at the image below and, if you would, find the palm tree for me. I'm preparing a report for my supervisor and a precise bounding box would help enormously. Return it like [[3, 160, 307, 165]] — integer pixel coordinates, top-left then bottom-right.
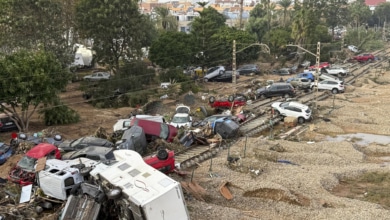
[[154, 7, 178, 32], [278, 0, 292, 27]]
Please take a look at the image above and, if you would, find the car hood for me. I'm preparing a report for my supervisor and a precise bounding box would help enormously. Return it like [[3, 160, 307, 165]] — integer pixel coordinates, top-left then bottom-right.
[[58, 140, 72, 149], [256, 88, 266, 93], [271, 102, 282, 108], [176, 105, 190, 114]]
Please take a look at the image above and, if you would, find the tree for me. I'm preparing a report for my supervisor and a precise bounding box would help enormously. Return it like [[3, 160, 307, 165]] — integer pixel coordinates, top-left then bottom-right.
[[246, 4, 268, 42], [322, 0, 348, 38], [75, 0, 157, 72], [262, 28, 292, 54], [0, 50, 70, 132], [191, 5, 227, 71], [374, 2, 390, 26], [154, 7, 178, 32], [0, 0, 73, 66], [149, 32, 196, 68], [209, 27, 259, 66], [348, 0, 371, 29], [278, 0, 292, 27], [291, 6, 318, 45]]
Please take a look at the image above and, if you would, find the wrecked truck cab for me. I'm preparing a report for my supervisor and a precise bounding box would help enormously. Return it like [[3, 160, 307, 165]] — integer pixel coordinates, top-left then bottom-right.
[[37, 158, 100, 200], [74, 149, 190, 220]]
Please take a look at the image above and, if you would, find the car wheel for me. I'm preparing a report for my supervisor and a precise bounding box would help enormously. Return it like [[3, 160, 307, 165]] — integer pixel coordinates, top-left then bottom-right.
[[284, 93, 290, 98], [298, 117, 305, 124], [80, 167, 92, 177], [332, 88, 338, 94], [200, 106, 208, 117], [204, 78, 208, 82], [157, 148, 169, 160], [228, 95, 234, 102], [70, 183, 81, 196], [260, 94, 266, 99], [367, 59, 372, 62], [274, 110, 280, 115], [106, 188, 122, 200], [209, 96, 216, 104]]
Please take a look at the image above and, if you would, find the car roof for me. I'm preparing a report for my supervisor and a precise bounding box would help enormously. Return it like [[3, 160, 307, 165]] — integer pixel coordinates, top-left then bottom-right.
[[26, 143, 57, 158], [285, 101, 308, 109], [78, 136, 113, 146]]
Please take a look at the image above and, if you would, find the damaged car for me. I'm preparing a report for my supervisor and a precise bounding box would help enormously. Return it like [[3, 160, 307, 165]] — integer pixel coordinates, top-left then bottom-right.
[[208, 94, 247, 109], [169, 105, 192, 128], [130, 118, 178, 142], [58, 136, 113, 153], [115, 125, 147, 156], [61, 146, 116, 161], [8, 143, 61, 185]]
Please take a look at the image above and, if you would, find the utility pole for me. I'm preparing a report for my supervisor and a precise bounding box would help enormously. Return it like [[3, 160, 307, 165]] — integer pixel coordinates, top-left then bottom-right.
[[383, 21, 386, 41], [239, 0, 244, 29], [232, 40, 237, 84], [232, 41, 270, 85]]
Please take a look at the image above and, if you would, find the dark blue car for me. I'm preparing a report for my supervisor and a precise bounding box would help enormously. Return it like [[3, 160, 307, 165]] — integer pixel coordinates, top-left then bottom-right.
[[0, 142, 13, 165]]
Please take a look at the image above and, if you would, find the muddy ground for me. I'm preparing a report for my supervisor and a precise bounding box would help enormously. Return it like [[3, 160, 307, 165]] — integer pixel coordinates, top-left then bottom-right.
[[1, 59, 390, 219]]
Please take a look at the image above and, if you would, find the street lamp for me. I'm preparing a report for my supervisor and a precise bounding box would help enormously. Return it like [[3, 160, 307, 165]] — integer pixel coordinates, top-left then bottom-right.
[[232, 41, 270, 84]]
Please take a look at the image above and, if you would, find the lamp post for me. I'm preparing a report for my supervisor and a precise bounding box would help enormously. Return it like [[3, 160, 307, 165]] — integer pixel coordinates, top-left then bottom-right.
[[232, 41, 270, 84], [287, 42, 321, 112]]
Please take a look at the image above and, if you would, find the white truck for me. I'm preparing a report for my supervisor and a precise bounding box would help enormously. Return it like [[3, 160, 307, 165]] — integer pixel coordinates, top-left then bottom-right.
[[37, 158, 100, 200], [60, 150, 190, 220]]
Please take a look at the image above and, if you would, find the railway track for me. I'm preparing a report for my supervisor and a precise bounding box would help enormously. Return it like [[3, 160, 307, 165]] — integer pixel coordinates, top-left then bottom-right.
[[176, 48, 390, 169]]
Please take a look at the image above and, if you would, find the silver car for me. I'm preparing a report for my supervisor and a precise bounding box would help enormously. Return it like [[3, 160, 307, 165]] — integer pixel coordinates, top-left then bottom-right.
[[83, 71, 111, 81]]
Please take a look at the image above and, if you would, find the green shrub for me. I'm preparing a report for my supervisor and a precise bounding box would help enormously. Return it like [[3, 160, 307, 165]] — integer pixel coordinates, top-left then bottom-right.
[[40, 102, 80, 126]]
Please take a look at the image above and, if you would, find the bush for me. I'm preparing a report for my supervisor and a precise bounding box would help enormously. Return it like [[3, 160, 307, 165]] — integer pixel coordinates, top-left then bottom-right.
[[40, 102, 80, 126]]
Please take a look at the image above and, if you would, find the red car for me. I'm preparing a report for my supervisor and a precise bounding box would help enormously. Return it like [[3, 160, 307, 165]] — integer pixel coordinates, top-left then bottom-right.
[[130, 118, 178, 142], [143, 148, 175, 174], [353, 53, 375, 63], [209, 95, 247, 109], [8, 143, 61, 185], [308, 62, 330, 71]]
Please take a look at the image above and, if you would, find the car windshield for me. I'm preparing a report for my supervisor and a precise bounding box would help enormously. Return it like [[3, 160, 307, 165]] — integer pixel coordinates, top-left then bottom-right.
[[172, 116, 188, 123], [0, 143, 10, 153], [17, 155, 37, 171], [305, 108, 311, 113], [70, 138, 83, 147], [160, 123, 169, 139], [280, 102, 289, 108]]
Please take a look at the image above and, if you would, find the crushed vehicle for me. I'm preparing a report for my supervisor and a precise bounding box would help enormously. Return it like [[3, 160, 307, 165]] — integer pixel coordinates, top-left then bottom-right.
[[0, 142, 14, 165], [61, 149, 190, 220], [236, 64, 261, 75], [169, 104, 192, 128], [0, 113, 18, 132], [130, 118, 178, 142], [143, 148, 176, 174], [10, 132, 63, 149], [272, 68, 292, 75], [296, 71, 315, 82], [212, 117, 240, 139], [353, 53, 375, 63], [271, 101, 312, 124], [115, 125, 147, 156], [61, 146, 116, 161], [113, 114, 166, 132], [286, 77, 311, 90], [208, 94, 247, 109], [203, 66, 225, 82], [308, 62, 330, 71], [192, 114, 245, 128], [310, 79, 345, 94], [323, 66, 349, 77], [255, 82, 296, 99], [58, 136, 113, 153], [206, 70, 239, 82], [8, 143, 61, 185], [37, 158, 100, 200]]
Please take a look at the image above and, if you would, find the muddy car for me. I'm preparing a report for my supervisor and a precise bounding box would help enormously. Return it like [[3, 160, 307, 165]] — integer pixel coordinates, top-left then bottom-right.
[[58, 136, 113, 153], [115, 125, 147, 156], [8, 143, 61, 185]]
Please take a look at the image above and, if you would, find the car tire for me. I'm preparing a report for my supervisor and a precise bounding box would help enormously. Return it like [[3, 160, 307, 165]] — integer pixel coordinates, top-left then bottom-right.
[[209, 96, 216, 104], [204, 78, 208, 82], [106, 188, 122, 200], [157, 149, 169, 160], [298, 117, 305, 124], [228, 95, 234, 102], [70, 183, 81, 196], [219, 70, 223, 75], [332, 88, 338, 94], [80, 167, 92, 177], [274, 110, 280, 115], [368, 59, 372, 62], [260, 94, 266, 99], [284, 93, 290, 98]]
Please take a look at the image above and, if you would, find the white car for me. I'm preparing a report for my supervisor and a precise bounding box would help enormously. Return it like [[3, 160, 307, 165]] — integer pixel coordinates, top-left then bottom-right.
[[83, 71, 110, 81], [271, 101, 312, 124], [170, 105, 192, 128], [348, 45, 359, 53], [311, 79, 345, 94], [204, 66, 225, 82], [323, 67, 349, 77]]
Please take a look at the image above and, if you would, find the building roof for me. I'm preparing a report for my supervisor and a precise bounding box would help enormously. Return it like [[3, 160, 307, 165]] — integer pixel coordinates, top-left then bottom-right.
[[365, 0, 386, 6]]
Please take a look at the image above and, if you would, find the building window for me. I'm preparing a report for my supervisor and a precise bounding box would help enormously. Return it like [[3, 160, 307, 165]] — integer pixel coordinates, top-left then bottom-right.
[[180, 27, 186, 32]]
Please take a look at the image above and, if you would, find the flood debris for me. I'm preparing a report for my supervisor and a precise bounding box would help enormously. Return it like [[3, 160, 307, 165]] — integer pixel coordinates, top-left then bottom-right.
[[219, 181, 233, 200]]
